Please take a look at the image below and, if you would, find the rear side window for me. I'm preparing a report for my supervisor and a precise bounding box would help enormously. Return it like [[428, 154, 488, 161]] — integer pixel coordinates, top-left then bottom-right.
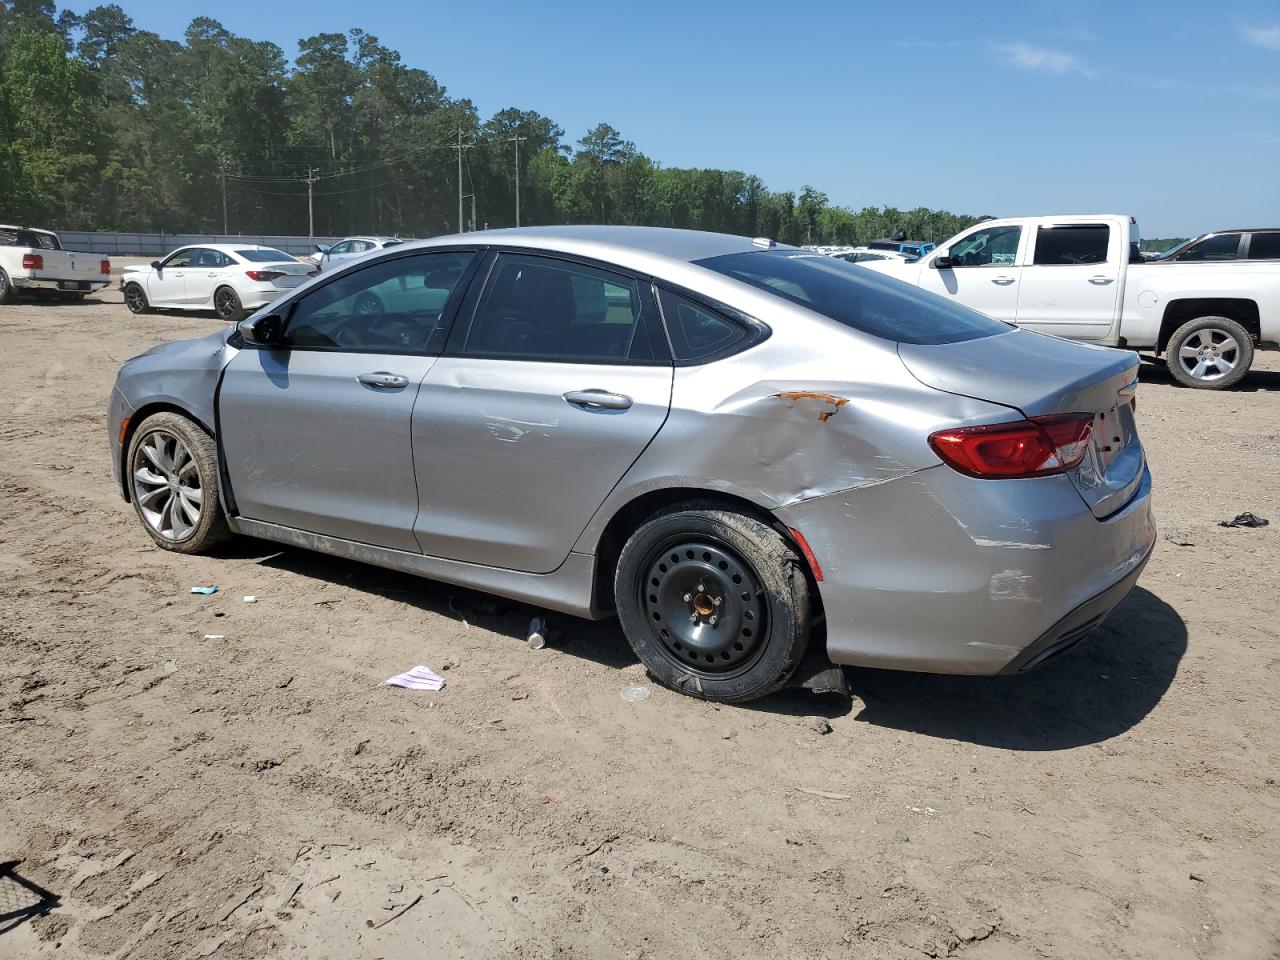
[[236, 248, 294, 263], [1174, 233, 1241, 262], [658, 289, 745, 361], [1247, 232, 1280, 260], [464, 254, 652, 363], [696, 250, 1009, 345], [1033, 225, 1111, 265]]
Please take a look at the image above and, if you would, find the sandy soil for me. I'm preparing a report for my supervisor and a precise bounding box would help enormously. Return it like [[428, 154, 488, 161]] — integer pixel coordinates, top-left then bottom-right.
[[1, 281, 1278, 960]]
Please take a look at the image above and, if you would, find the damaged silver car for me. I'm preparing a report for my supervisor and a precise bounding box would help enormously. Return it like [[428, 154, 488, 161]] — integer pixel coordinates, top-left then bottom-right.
[[107, 227, 1155, 702]]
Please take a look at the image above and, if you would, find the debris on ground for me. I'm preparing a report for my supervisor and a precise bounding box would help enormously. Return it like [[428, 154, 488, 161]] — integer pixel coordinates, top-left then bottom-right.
[[243, 595, 257, 603], [1164, 534, 1196, 547], [190, 584, 218, 595], [1219, 512, 1269, 528], [527, 615, 548, 650], [379, 666, 446, 691], [619, 684, 650, 702], [203, 634, 224, 640], [797, 787, 852, 800], [812, 717, 833, 735]]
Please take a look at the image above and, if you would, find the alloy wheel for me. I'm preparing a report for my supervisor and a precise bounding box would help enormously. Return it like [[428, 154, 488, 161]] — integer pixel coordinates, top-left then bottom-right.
[[132, 429, 203, 541], [1177, 328, 1238, 383], [640, 539, 769, 676], [124, 284, 146, 313], [214, 288, 237, 319]]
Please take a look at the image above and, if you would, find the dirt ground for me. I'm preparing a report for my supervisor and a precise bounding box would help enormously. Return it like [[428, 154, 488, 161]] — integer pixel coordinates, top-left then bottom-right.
[[1, 277, 1278, 960]]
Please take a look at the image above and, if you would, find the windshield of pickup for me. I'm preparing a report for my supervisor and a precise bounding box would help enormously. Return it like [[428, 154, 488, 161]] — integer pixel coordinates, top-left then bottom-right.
[[695, 249, 1009, 345]]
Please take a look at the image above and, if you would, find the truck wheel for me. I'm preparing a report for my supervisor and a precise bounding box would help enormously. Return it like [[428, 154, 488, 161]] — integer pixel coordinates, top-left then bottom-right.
[[123, 282, 150, 314], [126, 412, 231, 553], [614, 504, 811, 703], [1166, 316, 1254, 389], [214, 286, 245, 322], [0, 269, 14, 304]]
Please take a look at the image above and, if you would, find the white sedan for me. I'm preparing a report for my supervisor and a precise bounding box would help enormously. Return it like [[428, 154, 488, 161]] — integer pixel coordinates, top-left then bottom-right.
[[122, 245, 315, 321], [312, 236, 404, 272]]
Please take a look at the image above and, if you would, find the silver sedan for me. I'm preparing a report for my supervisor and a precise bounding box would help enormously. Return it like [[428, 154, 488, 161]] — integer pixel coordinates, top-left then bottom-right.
[[107, 227, 1155, 702]]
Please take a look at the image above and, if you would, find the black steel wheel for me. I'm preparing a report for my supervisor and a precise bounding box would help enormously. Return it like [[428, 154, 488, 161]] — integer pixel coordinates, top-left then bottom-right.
[[615, 504, 811, 703]]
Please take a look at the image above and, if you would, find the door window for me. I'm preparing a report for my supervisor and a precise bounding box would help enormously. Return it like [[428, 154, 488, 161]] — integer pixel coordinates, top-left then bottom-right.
[[1247, 232, 1280, 260], [947, 225, 1022, 267], [328, 241, 352, 256], [1173, 233, 1241, 262], [658, 289, 745, 361], [162, 250, 194, 268], [190, 248, 228, 268], [283, 251, 474, 355], [1032, 225, 1111, 265], [464, 254, 650, 363]]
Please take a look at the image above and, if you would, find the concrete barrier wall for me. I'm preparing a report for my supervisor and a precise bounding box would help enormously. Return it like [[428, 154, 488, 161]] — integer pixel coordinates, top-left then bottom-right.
[[56, 232, 355, 257]]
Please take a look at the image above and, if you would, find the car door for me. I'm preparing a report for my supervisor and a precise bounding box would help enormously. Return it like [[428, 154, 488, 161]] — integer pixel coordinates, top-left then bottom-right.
[[322, 240, 352, 271], [917, 223, 1025, 323], [1016, 223, 1122, 340], [148, 249, 192, 306], [184, 248, 227, 306], [412, 251, 674, 573], [218, 249, 479, 551]]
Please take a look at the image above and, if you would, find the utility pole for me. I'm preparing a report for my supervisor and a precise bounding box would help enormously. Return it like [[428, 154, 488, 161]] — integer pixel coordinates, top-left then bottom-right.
[[507, 134, 527, 227], [303, 167, 319, 243], [453, 128, 475, 233], [218, 159, 229, 236], [471, 193, 477, 233]]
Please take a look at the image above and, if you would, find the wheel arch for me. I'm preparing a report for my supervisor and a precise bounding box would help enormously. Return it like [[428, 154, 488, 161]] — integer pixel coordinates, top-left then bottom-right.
[[1157, 298, 1260, 353], [589, 486, 824, 617], [117, 401, 215, 502]]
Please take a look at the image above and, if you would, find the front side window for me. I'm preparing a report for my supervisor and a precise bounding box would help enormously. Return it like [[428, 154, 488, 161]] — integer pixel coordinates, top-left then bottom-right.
[[1032, 225, 1111, 265], [464, 254, 648, 363], [698, 250, 1009, 345], [1247, 232, 1280, 260], [283, 251, 474, 355], [658, 289, 745, 361], [328, 241, 352, 256], [947, 225, 1022, 267], [1173, 233, 1241, 262], [163, 250, 194, 269]]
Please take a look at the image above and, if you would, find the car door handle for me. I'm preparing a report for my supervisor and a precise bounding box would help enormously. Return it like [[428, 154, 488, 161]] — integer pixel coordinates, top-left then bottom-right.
[[990, 275, 1016, 285], [357, 372, 410, 389], [563, 389, 633, 411], [1088, 275, 1114, 285]]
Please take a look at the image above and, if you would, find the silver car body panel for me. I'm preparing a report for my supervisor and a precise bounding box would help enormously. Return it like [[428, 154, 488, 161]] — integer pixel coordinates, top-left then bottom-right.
[[107, 226, 1156, 675]]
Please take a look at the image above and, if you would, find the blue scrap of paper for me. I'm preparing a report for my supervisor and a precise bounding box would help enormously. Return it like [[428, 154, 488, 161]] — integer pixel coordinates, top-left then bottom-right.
[[191, 584, 219, 595]]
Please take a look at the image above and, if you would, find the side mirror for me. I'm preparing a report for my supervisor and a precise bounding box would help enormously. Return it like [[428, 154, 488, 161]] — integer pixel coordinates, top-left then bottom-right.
[[237, 313, 283, 345], [150, 260, 161, 270], [932, 253, 954, 269], [314, 244, 329, 254]]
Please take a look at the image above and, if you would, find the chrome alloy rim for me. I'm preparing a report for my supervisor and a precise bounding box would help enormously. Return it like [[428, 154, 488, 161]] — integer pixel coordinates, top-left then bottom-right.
[[132, 430, 202, 540], [640, 539, 769, 676], [1178, 328, 1239, 382]]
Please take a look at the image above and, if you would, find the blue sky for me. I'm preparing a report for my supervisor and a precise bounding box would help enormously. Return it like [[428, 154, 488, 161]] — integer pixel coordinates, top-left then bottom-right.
[[67, 0, 1280, 236]]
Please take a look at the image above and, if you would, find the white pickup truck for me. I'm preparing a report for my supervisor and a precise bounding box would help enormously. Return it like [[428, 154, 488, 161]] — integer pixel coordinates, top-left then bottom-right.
[[0, 225, 112, 304], [858, 213, 1280, 389]]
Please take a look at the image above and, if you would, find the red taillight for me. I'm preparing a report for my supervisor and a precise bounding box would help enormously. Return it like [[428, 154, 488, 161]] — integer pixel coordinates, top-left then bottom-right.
[[22, 253, 43, 270], [929, 414, 1093, 479], [245, 270, 285, 282], [100, 259, 111, 275]]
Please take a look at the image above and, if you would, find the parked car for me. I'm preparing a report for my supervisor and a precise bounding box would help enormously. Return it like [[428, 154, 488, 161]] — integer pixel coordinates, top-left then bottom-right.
[[857, 214, 1280, 389], [120, 244, 316, 322], [312, 236, 404, 271], [833, 247, 918, 265], [107, 227, 1154, 703], [1150, 228, 1280, 263], [866, 238, 937, 258], [0, 224, 111, 303]]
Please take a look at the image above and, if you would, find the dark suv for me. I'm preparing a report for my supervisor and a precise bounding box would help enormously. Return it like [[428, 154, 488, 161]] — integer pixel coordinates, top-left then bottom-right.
[[1156, 229, 1280, 262]]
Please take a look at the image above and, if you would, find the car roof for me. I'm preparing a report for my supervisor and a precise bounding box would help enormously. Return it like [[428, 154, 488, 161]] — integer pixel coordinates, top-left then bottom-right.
[[173, 243, 291, 254], [406, 225, 790, 273]]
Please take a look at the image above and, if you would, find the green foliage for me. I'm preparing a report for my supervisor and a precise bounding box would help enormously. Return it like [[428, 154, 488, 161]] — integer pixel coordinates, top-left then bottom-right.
[[0, 2, 982, 243]]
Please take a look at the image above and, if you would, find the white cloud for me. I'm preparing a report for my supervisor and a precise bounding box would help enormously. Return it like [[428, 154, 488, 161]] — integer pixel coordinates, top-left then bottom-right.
[[997, 42, 1089, 75], [1244, 25, 1280, 51]]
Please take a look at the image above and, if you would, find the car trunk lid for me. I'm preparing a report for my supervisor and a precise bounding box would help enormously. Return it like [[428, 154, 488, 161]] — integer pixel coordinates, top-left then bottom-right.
[[898, 328, 1144, 519]]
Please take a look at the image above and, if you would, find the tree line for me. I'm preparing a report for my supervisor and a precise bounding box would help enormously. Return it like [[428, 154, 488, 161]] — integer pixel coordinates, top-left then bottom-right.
[[1, 1, 986, 245]]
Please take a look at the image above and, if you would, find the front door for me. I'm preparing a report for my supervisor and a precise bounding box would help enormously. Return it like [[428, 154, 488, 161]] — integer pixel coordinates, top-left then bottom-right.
[[413, 252, 674, 573], [219, 249, 477, 551], [148, 248, 192, 306], [1016, 222, 1122, 340], [917, 223, 1025, 323]]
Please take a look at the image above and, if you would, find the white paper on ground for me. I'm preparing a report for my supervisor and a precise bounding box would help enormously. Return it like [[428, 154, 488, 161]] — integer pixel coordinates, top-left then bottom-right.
[[379, 665, 446, 691]]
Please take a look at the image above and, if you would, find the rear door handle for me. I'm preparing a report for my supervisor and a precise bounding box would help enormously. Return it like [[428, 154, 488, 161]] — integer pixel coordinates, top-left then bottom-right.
[[1088, 275, 1114, 285], [358, 372, 410, 389], [991, 275, 1015, 285], [563, 389, 633, 411]]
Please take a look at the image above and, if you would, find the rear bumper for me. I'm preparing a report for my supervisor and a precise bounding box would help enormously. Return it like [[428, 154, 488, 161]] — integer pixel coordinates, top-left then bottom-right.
[[13, 277, 110, 291], [779, 463, 1156, 675]]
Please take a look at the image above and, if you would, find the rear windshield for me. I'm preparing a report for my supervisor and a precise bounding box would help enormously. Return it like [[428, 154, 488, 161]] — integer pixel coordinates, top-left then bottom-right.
[[696, 249, 1009, 345], [0, 228, 61, 250], [236, 248, 294, 263]]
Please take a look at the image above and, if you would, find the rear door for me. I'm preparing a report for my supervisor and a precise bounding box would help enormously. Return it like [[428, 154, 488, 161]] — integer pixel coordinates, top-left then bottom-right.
[[184, 248, 229, 305], [917, 222, 1025, 323], [412, 251, 673, 572], [1016, 223, 1122, 340], [219, 249, 478, 551]]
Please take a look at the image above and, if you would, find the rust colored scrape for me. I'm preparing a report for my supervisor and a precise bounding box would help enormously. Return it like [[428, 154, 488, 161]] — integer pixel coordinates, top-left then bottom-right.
[[773, 390, 850, 422]]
